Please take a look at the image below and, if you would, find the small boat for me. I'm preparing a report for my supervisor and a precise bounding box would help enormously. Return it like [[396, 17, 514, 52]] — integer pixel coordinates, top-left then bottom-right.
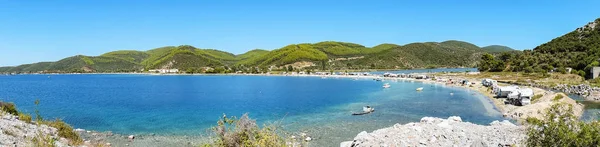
[[416, 87, 424, 91], [374, 78, 383, 81], [383, 83, 391, 88], [353, 106, 375, 115]]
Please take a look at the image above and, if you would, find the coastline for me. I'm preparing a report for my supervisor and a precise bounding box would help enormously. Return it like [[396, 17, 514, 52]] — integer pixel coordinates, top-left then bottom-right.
[[2, 72, 588, 146], [12, 72, 586, 120]]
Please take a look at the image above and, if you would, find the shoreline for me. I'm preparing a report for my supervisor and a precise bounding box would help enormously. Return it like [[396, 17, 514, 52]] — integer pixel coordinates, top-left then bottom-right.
[[3, 72, 588, 146]]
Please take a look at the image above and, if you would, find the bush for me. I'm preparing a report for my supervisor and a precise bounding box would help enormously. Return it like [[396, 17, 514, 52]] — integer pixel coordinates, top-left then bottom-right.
[[531, 94, 543, 103], [0, 102, 19, 115], [208, 113, 286, 147], [526, 103, 600, 146], [32, 132, 57, 147], [553, 94, 564, 101], [43, 119, 82, 145], [19, 113, 32, 123]]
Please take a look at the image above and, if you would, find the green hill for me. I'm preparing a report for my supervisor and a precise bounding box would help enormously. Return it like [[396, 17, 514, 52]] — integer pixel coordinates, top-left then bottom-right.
[[140, 45, 224, 69], [237, 44, 328, 66], [481, 45, 515, 52], [478, 18, 600, 78], [348, 41, 485, 69], [1, 40, 510, 73], [236, 49, 269, 60]]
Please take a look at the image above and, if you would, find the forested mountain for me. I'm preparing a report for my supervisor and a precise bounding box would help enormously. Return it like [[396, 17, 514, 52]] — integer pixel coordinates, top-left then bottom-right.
[[344, 40, 485, 69], [1, 40, 502, 73], [478, 18, 600, 78], [481, 45, 515, 52]]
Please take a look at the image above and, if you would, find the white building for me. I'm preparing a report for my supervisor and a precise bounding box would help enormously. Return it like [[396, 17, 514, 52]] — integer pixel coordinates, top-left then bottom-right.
[[149, 69, 179, 73]]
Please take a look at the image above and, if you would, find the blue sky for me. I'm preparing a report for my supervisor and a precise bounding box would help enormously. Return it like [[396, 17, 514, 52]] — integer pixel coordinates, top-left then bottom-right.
[[1, 0, 599, 66]]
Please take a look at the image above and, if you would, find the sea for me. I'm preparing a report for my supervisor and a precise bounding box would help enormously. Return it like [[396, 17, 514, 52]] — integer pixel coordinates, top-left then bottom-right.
[[0, 68, 519, 146]]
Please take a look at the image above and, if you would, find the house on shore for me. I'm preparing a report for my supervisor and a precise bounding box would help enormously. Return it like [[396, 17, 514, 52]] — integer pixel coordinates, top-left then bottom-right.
[[149, 69, 179, 73]]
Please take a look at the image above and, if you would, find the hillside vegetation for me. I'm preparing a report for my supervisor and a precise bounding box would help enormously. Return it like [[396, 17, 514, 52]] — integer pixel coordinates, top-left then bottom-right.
[[1, 40, 512, 73], [481, 45, 515, 52], [345, 41, 485, 69], [478, 18, 600, 78]]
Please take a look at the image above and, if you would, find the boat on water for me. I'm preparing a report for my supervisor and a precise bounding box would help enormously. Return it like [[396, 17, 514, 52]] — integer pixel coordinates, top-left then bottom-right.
[[416, 87, 424, 91], [374, 77, 383, 81], [383, 83, 391, 88], [352, 106, 375, 115]]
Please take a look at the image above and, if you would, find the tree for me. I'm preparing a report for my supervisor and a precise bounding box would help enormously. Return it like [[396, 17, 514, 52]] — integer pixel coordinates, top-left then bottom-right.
[[287, 65, 293, 72], [526, 103, 600, 146]]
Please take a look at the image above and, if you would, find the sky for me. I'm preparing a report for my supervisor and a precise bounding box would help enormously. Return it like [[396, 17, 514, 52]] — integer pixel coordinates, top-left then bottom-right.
[[1, 0, 599, 66]]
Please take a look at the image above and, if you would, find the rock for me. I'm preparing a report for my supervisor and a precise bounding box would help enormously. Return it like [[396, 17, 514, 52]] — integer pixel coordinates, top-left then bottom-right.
[[305, 137, 312, 141], [340, 141, 352, 147], [448, 116, 462, 122], [342, 116, 526, 146], [436, 120, 452, 130], [420, 117, 437, 124], [429, 136, 437, 142], [0, 113, 71, 147], [106, 143, 112, 146]]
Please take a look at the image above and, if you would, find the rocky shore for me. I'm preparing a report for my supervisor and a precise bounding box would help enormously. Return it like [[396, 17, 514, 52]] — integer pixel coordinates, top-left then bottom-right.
[[551, 84, 600, 101], [0, 113, 71, 147], [340, 116, 526, 147]]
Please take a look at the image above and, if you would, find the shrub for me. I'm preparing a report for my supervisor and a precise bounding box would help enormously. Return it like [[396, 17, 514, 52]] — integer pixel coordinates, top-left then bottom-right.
[[44, 119, 82, 145], [553, 94, 564, 101], [526, 103, 600, 146], [0, 102, 19, 115], [32, 132, 57, 147], [19, 113, 32, 123], [531, 94, 543, 103], [208, 113, 286, 147]]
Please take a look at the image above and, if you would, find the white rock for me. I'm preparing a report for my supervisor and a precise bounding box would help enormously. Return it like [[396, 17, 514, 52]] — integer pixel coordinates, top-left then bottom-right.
[[340, 141, 353, 147], [342, 116, 526, 147], [420, 117, 437, 124], [448, 116, 462, 122], [436, 120, 452, 130]]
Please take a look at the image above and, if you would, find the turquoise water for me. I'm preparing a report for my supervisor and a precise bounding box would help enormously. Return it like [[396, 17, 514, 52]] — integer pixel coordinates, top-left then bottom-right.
[[0, 74, 504, 145]]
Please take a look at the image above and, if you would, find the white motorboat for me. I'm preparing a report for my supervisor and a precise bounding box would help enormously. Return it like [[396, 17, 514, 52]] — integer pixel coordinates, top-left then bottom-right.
[[416, 87, 424, 91], [383, 83, 391, 88]]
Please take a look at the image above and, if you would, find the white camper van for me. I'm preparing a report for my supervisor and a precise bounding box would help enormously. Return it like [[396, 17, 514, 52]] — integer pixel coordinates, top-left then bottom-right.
[[497, 86, 519, 98], [518, 88, 534, 106]]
